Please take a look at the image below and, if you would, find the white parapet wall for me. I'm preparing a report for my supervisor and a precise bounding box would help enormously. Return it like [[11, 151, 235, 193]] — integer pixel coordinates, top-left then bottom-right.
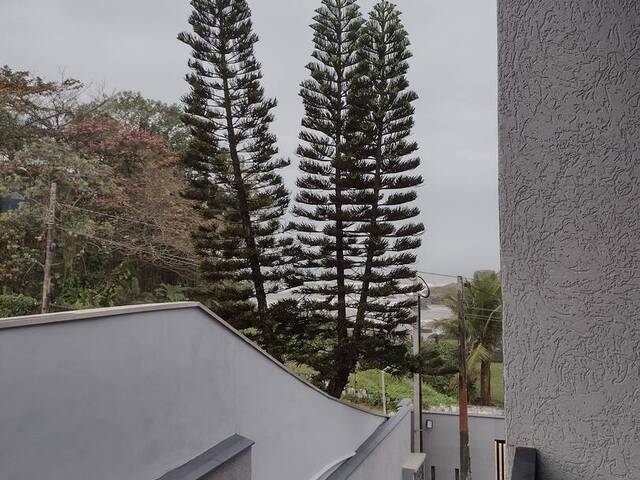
[[0, 303, 385, 480], [323, 399, 413, 480]]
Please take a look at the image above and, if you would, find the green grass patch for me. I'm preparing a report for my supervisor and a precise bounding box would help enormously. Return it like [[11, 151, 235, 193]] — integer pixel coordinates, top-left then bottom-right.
[[287, 362, 456, 412], [348, 369, 457, 409], [491, 362, 504, 406]]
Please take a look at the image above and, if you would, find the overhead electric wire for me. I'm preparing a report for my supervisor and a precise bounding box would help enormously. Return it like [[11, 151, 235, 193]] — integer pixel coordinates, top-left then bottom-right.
[[57, 226, 200, 270], [416, 270, 460, 280], [57, 202, 192, 238]]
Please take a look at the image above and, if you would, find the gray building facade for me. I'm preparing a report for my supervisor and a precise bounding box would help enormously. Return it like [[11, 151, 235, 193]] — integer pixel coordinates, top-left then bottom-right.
[[422, 411, 505, 480], [499, 2, 640, 478]]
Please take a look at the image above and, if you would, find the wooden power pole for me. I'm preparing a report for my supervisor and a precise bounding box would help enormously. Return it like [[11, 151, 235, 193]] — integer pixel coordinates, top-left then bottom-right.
[[457, 275, 471, 480], [41, 182, 57, 314]]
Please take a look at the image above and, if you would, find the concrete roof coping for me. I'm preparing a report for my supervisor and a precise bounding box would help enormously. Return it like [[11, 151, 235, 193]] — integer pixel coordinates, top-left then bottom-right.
[[422, 407, 505, 420], [0, 302, 385, 418], [0, 302, 201, 330], [155, 434, 254, 480], [403, 453, 427, 471]]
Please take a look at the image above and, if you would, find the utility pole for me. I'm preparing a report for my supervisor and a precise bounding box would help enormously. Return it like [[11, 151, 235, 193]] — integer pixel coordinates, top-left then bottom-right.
[[381, 368, 387, 416], [412, 293, 422, 452], [413, 275, 430, 453], [41, 182, 57, 314], [457, 275, 471, 480]]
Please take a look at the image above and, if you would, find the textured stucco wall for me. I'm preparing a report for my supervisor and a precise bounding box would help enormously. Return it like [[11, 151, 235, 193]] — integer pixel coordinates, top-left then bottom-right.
[[422, 412, 505, 480], [0, 306, 383, 480], [498, 2, 640, 479]]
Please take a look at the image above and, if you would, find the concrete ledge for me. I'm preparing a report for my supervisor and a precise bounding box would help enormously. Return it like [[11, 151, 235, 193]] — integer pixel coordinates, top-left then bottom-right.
[[156, 434, 254, 480], [0, 302, 201, 330], [422, 407, 505, 420]]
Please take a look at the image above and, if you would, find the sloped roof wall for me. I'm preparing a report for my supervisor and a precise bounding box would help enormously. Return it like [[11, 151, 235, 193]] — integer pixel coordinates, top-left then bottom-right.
[[0, 303, 383, 480]]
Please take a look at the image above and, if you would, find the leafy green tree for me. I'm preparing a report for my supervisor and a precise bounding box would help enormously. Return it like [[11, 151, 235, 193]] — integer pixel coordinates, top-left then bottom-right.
[[438, 271, 503, 405], [1, 139, 121, 300], [179, 0, 291, 354], [0, 208, 41, 296], [0, 66, 82, 159], [0, 67, 199, 316], [420, 340, 460, 397], [93, 91, 190, 152]]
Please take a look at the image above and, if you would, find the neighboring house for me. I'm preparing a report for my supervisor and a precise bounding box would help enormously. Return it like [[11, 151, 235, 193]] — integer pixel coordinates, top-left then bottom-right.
[[0, 303, 421, 480], [422, 408, 505, 480]]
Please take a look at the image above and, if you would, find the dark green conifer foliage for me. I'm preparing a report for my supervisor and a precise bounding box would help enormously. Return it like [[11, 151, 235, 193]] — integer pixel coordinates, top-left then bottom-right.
[[291, 0, 424, 397], [179, 0, 291, 354], [290, 0, 366, 397], [351, 0, 424, 353]]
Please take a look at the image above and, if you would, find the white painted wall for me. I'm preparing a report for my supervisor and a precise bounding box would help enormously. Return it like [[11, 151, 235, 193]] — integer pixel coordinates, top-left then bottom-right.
[[0, 304, 383, 480], [346, 410, 411, 480]]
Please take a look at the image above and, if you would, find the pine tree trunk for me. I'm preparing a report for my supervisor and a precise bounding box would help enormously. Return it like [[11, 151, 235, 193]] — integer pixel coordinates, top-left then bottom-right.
[[353, 117, 384, 339], [221, 75, 275, 355], [328, 61, 351, 397], [331, 153, 351, 397], [480, 359, 492, 405], [327, 365, 351, 399]]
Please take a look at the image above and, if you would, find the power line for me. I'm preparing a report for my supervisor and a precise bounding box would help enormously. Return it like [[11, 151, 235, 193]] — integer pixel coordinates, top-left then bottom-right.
[[428, 315, 502, 324], [57, 226, 200, 270], [460, 316, 502, 323], [58, 202, 191, 237], [416, 270, 460, 280], [461, 306, 502, 314]]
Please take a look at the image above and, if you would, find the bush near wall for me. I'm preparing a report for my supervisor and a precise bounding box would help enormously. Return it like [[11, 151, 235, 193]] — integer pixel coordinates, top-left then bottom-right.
[[0, 294, 39, 318]]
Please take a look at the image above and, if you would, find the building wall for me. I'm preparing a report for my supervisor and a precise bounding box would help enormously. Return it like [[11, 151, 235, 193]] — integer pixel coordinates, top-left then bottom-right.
[[332, 403, 412, 480], [421, 412, 505, 480], [208, 449, 252, 480], [0, 305, 384, 480], [498, 2, 640, 478]]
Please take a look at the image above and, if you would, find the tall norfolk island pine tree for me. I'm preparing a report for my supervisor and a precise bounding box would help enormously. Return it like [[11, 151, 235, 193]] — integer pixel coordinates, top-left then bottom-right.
[[179, 0, 290, 355], [350, 1, 424, 371], [292, 0, 423, 397]]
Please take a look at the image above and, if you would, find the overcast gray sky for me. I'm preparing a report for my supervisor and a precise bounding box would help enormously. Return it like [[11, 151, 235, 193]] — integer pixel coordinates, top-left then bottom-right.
[[0, 0, 499, 281]]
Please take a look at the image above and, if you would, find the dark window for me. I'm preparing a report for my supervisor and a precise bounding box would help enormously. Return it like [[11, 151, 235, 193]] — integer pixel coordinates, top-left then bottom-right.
[[430, 465, 436, 480], [455, 468, 459, 480]]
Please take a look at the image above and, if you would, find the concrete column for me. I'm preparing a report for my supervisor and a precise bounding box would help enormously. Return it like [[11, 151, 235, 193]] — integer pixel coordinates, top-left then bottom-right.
[[498, 2, 640, 479]]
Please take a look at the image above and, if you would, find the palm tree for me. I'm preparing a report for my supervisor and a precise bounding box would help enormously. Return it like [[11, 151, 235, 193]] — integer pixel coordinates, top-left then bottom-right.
[[437, 271, 502, 405]]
